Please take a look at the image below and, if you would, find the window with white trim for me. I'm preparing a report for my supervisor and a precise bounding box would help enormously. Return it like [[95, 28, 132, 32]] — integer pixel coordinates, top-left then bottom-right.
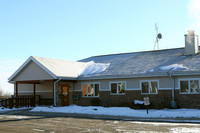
[[82, 83, 99, 97], [141, 80, 158, 94], [180, 80, 200, 93], [110, 82, 125, 95]]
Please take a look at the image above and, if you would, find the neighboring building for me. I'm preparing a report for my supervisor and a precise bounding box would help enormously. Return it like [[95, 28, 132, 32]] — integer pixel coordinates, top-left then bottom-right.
[[8, 31, 200, 109]]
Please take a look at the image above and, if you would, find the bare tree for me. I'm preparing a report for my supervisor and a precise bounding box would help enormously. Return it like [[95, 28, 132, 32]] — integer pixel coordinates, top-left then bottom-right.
[[0, 86, 3, 97], [3, 92, 11, 98], [0, 89, 3, 97], [0, 86, 11, 98]]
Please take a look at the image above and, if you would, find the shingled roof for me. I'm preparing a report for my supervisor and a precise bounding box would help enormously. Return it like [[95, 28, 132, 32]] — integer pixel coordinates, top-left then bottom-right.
[[9, 47, 200, 81], [78, 47, 200, 79]]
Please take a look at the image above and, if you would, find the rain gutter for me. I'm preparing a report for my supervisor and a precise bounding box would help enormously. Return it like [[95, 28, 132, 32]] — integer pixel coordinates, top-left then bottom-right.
[[53, 77, 62, 106], [167, 68, 177, 108]]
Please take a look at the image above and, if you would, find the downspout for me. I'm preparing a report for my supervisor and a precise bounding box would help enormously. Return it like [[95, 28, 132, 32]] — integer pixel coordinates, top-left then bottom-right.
[[54, 78, 62, 106], [167, 68, 177, 109]]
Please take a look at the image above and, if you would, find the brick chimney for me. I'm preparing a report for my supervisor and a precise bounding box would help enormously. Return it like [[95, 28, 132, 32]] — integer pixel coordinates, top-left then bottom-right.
[[185, 30, 199, 55]]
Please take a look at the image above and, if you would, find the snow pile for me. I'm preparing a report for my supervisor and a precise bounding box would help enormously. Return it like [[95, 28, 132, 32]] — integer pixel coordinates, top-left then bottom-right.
[[134, 100, 144, 105], [78, 61, 110, 76], [31, 105, 200, 118], [159, 64, 188, 71]]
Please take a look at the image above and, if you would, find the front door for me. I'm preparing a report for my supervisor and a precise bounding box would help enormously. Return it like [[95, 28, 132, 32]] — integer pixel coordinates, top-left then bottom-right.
[[61, 84, 69, 106]]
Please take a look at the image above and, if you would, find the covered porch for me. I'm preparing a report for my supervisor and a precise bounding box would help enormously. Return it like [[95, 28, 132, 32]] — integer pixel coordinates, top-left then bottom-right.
[[8, 56, 84, 107], [14, 80, 54, 106], [14, 79, 75, 106]]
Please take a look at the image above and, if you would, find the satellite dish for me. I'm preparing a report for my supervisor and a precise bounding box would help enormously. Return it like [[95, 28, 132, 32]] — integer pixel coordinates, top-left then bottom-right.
[[157, 33, 162, 39], [154, 23, 162, 50]]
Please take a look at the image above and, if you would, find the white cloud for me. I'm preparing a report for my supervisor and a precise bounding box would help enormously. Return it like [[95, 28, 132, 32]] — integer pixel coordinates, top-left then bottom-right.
[[188, 0, 200, 31], [0, 59, 24, 95]]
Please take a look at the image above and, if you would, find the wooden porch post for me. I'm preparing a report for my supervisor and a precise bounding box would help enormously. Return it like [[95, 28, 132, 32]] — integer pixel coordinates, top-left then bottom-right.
[[53, 80, 54, 106], [16, 82, 18, 97], [33, 83, 36, 106], [33, 83, 36, 98]]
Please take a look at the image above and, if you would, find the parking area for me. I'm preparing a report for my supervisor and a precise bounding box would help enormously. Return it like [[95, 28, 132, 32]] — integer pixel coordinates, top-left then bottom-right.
[[1, 110, 200, 133]]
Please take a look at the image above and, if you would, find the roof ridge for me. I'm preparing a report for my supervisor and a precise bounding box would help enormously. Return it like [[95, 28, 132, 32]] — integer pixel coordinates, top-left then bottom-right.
[[32, 56, 80, 63], [89, 47, 185, 58]]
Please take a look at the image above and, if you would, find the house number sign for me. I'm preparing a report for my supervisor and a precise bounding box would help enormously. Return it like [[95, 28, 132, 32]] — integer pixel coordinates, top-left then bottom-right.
[[144, 97, 150, 114], [144, 97, 150, 106]]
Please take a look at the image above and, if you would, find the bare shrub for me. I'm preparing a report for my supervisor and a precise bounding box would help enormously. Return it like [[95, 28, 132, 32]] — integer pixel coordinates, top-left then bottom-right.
[[0, 87, 11, 98]]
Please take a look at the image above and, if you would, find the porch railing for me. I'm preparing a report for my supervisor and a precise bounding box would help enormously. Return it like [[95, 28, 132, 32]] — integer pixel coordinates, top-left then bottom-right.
[[0, 96, 35, 109]]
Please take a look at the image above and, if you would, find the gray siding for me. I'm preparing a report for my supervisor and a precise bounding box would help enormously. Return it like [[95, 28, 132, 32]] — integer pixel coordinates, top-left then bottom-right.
[[17, 81, 53, 99], [13, 61, 54, 81], [75, 77, 174, 92]]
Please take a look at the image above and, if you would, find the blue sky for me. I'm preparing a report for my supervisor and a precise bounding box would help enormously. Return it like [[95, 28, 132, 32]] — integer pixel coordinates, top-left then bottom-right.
[[0, 0, 200, 94]]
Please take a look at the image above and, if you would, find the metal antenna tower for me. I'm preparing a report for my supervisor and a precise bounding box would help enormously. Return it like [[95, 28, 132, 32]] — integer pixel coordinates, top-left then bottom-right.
[[154, 23, 162, 50]]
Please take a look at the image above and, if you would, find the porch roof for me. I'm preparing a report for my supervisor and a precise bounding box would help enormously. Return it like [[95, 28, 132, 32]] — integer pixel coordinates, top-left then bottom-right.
[[8, 56, 86, 82]]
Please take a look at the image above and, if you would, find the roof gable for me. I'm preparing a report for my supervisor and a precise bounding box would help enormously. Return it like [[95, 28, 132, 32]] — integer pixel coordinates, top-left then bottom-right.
[[8, 56, 57, 81], [8, 56, 86, 81], [12, 61, 54, 81]]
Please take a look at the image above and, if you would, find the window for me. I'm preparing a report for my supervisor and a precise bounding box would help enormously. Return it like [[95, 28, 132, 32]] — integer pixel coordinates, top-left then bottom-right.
[[142, 82, 149, 93], [141, 80, 158, 94], [110, 82, 125, 95], [180, 80, 200, 93], [180, 81, 188, 93], [82, 83, 99, 97]]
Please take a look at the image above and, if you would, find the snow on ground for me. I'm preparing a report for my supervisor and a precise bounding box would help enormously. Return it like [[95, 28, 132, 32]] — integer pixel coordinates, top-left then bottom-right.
[[129, 121, 200, 126], [6, 115, 29, 119], [0, 107, 16, 112], [31, 105, 200, 118], [0, 107, 30, 112], [170, 127, 200, 133]]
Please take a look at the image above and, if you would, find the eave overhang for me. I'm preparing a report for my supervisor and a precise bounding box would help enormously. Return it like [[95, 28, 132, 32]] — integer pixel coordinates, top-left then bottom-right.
[[77, 71, 200, 80]]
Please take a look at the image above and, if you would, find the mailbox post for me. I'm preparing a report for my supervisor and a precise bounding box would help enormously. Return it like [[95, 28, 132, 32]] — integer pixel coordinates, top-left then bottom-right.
[[144, 97, 150, 114]]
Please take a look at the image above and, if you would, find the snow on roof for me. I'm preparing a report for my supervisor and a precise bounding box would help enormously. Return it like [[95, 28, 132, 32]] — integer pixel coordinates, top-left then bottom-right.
[[9, 47, 200, 81], [32, 56, 86, 78], [79, 47, 200, 77], [159, 64, 188, 71], [33, 56, 110, 78], [9, 56, 111, 81], [78, 61, 110, 76], [143, 64, 188, 73]]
